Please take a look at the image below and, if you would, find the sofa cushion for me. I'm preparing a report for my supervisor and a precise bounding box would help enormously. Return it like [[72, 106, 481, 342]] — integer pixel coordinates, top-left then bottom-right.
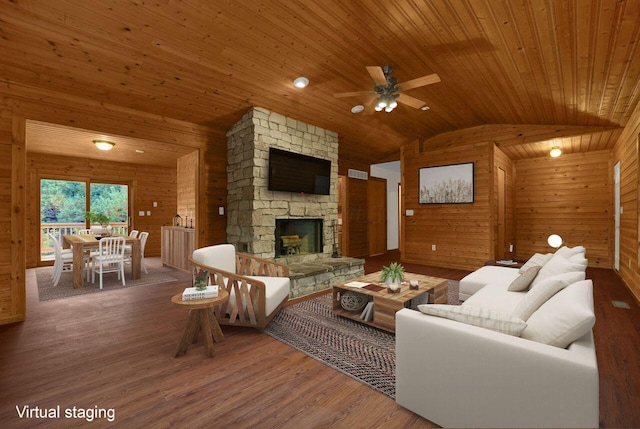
[[512, 271, 584, 321], [462, 283, 525, 314], [555, 245, 586, 258], [508, 265, 542, 292], [459, 266, 521, 300], [521, 280, 595, 348], [519, 253, 553, 274], [530, 253, 587, 289], [418, 304, 527, 336]]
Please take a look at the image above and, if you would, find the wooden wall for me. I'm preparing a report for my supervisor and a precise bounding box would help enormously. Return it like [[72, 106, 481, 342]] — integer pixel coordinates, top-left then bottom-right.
[[613, 100, 640, 302], [515, 151, 612, 267], [26, 153, 177, 265], [0, 83, 227, 326], [402, 139, 492, 271], [338, 158, 370, 257], [201, 131, 228, 247], [177, 151, 198, 228]]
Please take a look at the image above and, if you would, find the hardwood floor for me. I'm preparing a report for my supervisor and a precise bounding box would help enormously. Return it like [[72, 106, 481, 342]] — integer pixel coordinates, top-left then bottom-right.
[[0, 254, 638, 428]]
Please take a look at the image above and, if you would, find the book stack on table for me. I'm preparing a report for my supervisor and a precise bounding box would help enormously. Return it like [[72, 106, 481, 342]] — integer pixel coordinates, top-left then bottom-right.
[[182, 285, 219, 301]]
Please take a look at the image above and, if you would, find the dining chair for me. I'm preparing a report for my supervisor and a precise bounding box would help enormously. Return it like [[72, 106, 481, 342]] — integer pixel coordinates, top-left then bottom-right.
[[129, 229, 139, 238], [77, 229, 93, 235], [91, 236, 126, 289], [49, 233, 73, 286], [124, 231, 149, 274]]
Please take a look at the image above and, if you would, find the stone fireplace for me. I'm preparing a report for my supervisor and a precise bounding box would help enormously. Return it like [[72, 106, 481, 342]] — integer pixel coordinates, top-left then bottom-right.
[[226, 107, 364, 297], [226, 107, 338, 262]]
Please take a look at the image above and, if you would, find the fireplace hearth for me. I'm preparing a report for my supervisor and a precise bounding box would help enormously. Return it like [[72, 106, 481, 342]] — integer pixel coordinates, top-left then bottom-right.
[[275, 218, 323, 257]]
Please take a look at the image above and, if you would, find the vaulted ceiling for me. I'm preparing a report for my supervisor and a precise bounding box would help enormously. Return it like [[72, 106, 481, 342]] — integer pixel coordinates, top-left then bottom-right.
[[2, 0, 640, 166]]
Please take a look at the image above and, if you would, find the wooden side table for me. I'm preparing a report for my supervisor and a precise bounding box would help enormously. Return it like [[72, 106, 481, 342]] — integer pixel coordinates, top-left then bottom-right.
[[171, 289, 229, 358]]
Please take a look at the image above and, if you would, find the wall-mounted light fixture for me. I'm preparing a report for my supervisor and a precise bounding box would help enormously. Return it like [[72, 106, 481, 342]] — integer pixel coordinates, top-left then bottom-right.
[[93, 140, 115, 151], [547, 234, 563, 248]]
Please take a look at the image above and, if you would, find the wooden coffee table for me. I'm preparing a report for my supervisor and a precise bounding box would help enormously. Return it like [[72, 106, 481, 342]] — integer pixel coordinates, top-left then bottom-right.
[[332, 271, 448, 333]]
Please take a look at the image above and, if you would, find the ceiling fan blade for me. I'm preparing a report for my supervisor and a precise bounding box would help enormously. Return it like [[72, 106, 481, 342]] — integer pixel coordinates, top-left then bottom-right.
[[333, 90, 372, 98], [399, 73, 441, 91], [397, 93, 427, 109], [366, 66, 388, 86]]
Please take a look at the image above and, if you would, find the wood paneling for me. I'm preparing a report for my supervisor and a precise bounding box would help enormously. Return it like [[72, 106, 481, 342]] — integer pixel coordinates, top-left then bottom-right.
[[344, 177, 368, 258], [26, 153, 177, 266], [161, 226, 195, 272], [177, 151, 198, 229], [515, 151, 612, 267], [402, 139, 492, 271], [0, 1, 639, 165]]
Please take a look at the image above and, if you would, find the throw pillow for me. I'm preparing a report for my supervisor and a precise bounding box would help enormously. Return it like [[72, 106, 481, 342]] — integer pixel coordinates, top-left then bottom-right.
[[512, 275, 570, 321], [555, 245, 586, 258], [519, 253, 553, 274], [529, 254, 587, 289], [507, 265, 542, 292], [418, 304, 527, 336], [521, 280, 595, 348]]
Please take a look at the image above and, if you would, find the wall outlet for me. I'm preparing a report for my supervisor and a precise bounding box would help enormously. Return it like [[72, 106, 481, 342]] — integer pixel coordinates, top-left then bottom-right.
[[218, 206, 225, 215], [153, 201, 158, 207], [146, 211, 151, 216], [431, 244, 436, 251], [509, 243, 514, 252]]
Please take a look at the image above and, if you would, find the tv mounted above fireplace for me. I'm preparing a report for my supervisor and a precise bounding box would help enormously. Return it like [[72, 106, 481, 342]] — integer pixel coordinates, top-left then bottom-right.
[[268, 147, 331, 195]]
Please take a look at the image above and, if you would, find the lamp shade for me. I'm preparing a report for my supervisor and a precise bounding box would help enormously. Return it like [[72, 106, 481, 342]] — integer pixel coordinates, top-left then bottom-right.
[[547, 234, 563, 248]]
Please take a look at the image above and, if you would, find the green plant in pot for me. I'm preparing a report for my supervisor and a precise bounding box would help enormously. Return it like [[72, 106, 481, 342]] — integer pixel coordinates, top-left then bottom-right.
[[380, 262, 405, 290], [84, 211, 112, 235]]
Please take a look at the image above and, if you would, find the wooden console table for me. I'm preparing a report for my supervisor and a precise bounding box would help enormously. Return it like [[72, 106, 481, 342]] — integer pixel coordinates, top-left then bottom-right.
[[332, 271, 448, 333], [161, 226, 195, 272]]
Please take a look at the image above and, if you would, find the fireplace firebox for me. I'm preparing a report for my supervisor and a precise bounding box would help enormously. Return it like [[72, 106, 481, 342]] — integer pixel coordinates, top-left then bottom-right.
[[275, 218, 323, 257]]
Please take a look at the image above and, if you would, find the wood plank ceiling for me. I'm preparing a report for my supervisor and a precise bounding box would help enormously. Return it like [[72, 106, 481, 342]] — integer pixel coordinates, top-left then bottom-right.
[[1, 0, 640, 165]]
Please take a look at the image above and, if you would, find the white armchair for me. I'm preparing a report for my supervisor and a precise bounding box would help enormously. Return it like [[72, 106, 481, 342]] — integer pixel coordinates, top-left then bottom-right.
[[189, 244, 290, 330]]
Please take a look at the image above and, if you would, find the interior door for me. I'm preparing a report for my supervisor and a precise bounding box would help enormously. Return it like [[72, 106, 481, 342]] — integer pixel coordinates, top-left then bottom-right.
[[497, 168, 506, 260], [368, 177, 387, 256]]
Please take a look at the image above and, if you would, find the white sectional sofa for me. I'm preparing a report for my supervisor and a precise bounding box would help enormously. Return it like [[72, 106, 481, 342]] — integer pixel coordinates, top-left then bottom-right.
[[395, 246, 599, 428]]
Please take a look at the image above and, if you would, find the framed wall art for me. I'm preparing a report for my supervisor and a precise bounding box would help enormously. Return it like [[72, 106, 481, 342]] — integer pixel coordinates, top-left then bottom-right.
[[419, 162, 474, 204]]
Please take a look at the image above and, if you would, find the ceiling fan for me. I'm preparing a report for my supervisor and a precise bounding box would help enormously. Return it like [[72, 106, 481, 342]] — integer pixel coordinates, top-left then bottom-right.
[[333, 66, 440, 113]]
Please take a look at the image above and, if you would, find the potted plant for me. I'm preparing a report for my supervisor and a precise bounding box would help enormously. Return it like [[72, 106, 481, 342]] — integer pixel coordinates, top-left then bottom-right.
[[380, 262, 405, 290], [84, 211, 112, 235]]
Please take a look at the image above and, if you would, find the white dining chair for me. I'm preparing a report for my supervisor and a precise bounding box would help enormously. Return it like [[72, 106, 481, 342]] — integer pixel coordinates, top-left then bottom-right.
[[124, 231, 149, 274], [91, 236, 126, 289], [77, 229, 93, 235], [49, 233, 73, 286], [129, 229, 139, 238]]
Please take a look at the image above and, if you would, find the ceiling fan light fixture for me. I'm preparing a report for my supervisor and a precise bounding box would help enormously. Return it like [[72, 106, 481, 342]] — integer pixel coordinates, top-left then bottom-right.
[[93, 140, 115, 151], [550, 146, 562, 157], [293, 76, 309, 88]]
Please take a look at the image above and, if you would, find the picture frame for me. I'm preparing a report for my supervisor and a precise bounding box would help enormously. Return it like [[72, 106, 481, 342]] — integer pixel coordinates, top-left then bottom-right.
[[419, 162, 474, 204]]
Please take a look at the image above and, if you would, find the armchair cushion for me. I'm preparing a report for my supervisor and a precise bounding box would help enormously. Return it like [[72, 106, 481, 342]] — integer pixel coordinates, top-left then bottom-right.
[[192, 244, 236, 273], [248, 276, 291, 317]]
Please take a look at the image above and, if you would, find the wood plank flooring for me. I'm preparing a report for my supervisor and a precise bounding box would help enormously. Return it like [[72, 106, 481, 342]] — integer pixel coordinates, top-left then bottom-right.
[[0, 254, 638, 428]]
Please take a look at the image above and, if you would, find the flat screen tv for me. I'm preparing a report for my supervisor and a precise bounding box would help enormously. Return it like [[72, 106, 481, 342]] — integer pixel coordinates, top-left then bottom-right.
[[268, 147, 331, 195]]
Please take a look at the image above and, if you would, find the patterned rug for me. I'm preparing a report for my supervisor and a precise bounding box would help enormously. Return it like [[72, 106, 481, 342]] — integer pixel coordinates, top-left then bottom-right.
[[36, 266, 181, 302], [264, 279, 460, 398]]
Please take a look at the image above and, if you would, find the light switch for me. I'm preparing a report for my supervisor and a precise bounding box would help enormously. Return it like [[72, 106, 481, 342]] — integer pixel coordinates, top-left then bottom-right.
[[153, 202, 158, 207], [406, 209, 414, 216], [218, 206, 225, 215], [146, 211, 151, 216], [138, 211, 145, 216]]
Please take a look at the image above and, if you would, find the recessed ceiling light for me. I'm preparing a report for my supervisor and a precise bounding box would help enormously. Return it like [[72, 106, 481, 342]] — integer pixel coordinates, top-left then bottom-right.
[[293, 77, 309, 88], [351, 105, 364, 114], [421, 106, 431, 111], [135, 149, 145, 154], [93, 140, 115, 151]]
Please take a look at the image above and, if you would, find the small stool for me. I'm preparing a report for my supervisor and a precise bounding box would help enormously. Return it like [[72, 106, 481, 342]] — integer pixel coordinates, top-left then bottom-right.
[[171, 290, 229, 358]]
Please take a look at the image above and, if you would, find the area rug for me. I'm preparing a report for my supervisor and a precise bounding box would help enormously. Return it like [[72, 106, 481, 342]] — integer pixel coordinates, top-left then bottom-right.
[[264, 279, 460, 398], [36, 266, 180, 302]]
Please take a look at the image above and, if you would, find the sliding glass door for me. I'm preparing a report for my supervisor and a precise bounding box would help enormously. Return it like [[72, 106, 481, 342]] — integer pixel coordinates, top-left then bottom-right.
[[40, 178, 129, 261]]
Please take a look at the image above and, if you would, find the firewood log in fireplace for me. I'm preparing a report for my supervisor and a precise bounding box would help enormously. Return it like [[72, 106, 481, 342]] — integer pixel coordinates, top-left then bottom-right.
[[281, 235, 303, 254]]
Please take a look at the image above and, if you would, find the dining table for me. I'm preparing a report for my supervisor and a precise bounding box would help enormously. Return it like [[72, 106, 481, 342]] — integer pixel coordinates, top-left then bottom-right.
[[62, 233, 142, 288]]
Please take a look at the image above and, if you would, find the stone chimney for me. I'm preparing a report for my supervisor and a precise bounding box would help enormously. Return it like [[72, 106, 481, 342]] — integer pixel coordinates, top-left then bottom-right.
[[226, 107, 339, 261]]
